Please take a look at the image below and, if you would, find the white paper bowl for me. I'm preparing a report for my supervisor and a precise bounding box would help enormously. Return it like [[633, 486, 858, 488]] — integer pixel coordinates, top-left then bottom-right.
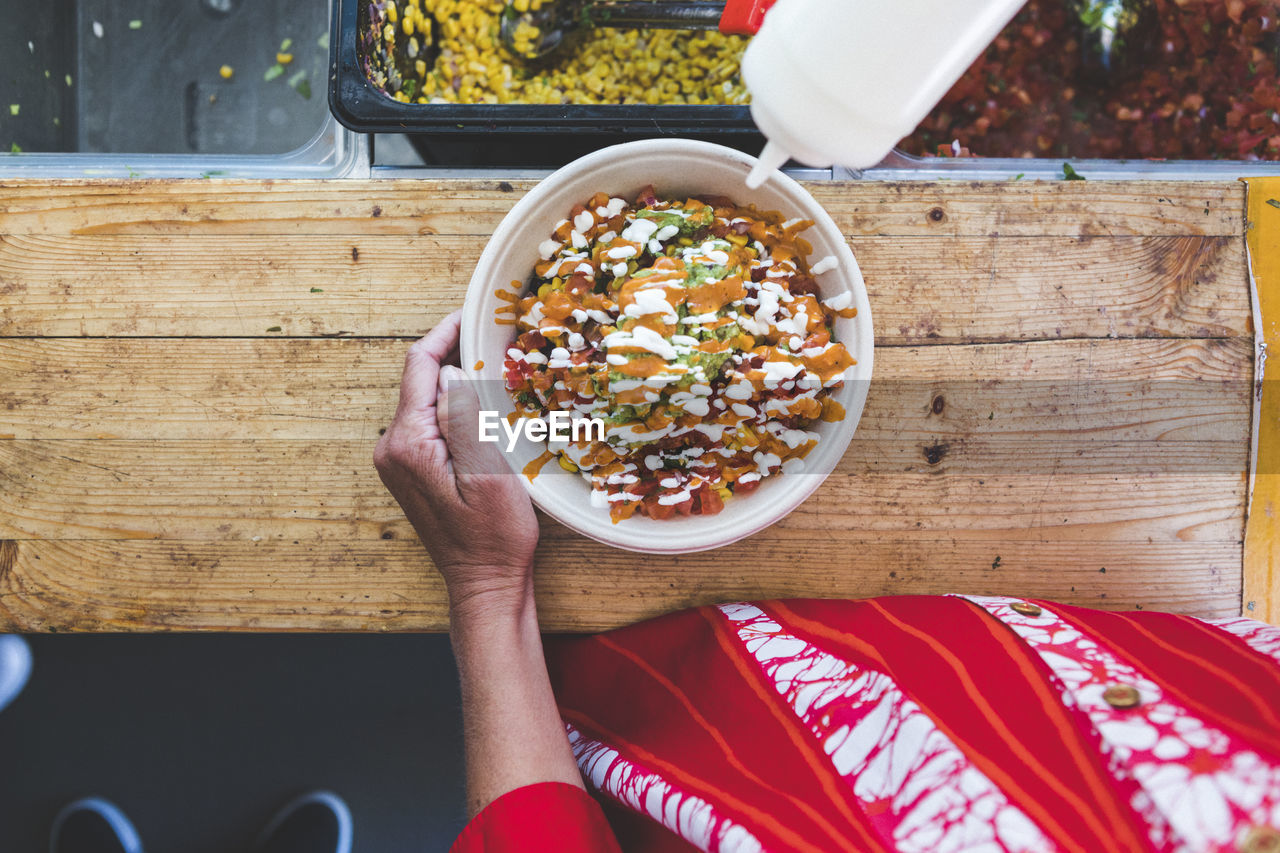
[[460, 139, 873, 554]]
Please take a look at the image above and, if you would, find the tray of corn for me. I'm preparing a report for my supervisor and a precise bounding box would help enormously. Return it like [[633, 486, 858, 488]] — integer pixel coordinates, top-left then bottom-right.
[[327, 0, 758, 132]]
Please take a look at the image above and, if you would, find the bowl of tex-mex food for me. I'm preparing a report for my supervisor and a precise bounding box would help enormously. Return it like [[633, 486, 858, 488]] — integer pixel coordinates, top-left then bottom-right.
[[459, 139, 872, 554]]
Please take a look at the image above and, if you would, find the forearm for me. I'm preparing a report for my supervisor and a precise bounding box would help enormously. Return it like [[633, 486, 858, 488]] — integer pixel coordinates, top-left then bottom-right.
[[450, 581, 585, 818]]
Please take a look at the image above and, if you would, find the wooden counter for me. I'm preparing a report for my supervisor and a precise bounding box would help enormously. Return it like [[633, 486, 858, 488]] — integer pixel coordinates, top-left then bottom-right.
[[0, 179, 1257, 631]]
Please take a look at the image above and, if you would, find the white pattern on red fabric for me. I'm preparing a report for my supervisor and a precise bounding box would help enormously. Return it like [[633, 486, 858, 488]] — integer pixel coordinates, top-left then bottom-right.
[[963, 595, 1280, 852], [566, 723, 766, 853], [716, 602, 1054, 853], [1204, 617, 1280, 666]]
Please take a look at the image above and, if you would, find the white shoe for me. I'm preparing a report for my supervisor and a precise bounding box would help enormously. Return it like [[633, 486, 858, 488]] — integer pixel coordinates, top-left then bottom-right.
[[49, 797, 144, 853], [252, 790, 353, 853], [0, 635, 32, 714]]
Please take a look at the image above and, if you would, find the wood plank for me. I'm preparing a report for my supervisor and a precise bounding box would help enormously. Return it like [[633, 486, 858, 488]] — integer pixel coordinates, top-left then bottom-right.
[[0, 436, 1245, 543], [859, 234, 1247, 344], [0, 536, 1242, 632], [0, 337, 1252, 440], [0, 179, 1244, 237], [1244, 179, 1279, 625], [0, 337, 396, 440], [0, 233, 1248, 342]]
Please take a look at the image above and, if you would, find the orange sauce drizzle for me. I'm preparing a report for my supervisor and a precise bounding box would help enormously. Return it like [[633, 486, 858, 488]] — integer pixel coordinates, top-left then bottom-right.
[[522, 450, 556, 481], [803, 346, 856, 383], [686, 275, 746, 315], [613, 355, 670, 378]]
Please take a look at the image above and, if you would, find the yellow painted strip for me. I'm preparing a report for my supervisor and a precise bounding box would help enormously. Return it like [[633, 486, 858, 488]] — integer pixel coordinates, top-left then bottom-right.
[[1244, 179, 1280, 625]]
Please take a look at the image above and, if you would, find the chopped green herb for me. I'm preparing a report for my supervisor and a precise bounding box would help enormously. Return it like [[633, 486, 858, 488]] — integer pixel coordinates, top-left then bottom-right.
[[287, 69, 307, 88], [8, 104, 18, 116], [401, 79, 417, 97], [43, 69, 50, 79], [1268, 199, 1280, 209], [65, 74, 73, 87], [128, 19, 142, 29], [200, 170, 227, 179], [296, 79, 312, 99], [317, 32, 330, 50], [266, 326, 283, 332], [52, 116, 60, 127], [1078, 1, 1104, 30], [1012, 172, 1024, 181], [310, 287, 324, 293], [1062, 162, 1086, 181], [264, 63, 285, 81], [280, 37, 293, 51], [9, 142, 20, 154]]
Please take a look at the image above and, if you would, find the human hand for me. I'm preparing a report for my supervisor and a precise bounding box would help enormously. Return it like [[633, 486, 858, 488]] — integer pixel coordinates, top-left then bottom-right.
[[374, 310, 540, 615]]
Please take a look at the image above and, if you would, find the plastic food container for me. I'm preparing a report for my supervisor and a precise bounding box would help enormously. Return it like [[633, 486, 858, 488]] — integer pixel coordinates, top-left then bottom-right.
[[459, 139, 874, 553], [327, 0, 758, 134]]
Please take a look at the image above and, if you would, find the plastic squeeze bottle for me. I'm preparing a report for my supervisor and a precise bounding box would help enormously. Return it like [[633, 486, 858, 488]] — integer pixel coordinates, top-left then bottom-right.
[[742, 0, 1029, 187]]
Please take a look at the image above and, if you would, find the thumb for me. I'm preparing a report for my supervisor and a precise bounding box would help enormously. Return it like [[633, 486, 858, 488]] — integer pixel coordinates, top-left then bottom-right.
[[438, 365, 515, 478]]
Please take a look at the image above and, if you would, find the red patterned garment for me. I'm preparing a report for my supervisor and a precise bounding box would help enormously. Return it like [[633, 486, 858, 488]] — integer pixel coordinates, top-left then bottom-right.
[[457, 597, 1280, 852]]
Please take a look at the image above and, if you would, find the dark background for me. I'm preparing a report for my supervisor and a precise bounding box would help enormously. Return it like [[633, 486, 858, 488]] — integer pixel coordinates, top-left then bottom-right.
[[0, 634, 468, 852]]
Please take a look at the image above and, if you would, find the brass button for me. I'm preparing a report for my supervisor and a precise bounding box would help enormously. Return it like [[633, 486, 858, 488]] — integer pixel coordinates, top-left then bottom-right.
[[1242, 826, 1280, 853], [1102, 684, 1142, 709], [1009, 601, 1042, 617]]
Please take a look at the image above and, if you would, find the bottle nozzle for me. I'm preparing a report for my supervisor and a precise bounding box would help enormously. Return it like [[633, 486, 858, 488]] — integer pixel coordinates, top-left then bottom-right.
[[746, 140, 790, 189]]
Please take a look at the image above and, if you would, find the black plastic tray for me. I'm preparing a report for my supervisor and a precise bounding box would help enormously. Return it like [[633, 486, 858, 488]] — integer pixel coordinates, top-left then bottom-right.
[[327, 0, 759, 134]]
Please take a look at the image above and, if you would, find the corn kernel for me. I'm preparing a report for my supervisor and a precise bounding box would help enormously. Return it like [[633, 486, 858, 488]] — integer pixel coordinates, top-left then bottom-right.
[[277, 52, 293, 65], [415, 59, 427, 77], [219, 64, 234, 79], [370, 0, 748, 106]]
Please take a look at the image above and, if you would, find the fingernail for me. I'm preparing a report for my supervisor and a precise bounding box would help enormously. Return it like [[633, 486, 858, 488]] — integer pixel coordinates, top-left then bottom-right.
[[440, 365, 464, 394]]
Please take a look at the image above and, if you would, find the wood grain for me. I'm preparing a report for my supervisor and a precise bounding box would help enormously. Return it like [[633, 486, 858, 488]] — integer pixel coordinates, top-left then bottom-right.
[[0, 179, 1243, 237], [0, 233, 1247, 342], [0, 536, 1241, 632], [0, 436, 1246, 543], [0, 178, 1256, 631], [0, 336, 1251, 439]]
